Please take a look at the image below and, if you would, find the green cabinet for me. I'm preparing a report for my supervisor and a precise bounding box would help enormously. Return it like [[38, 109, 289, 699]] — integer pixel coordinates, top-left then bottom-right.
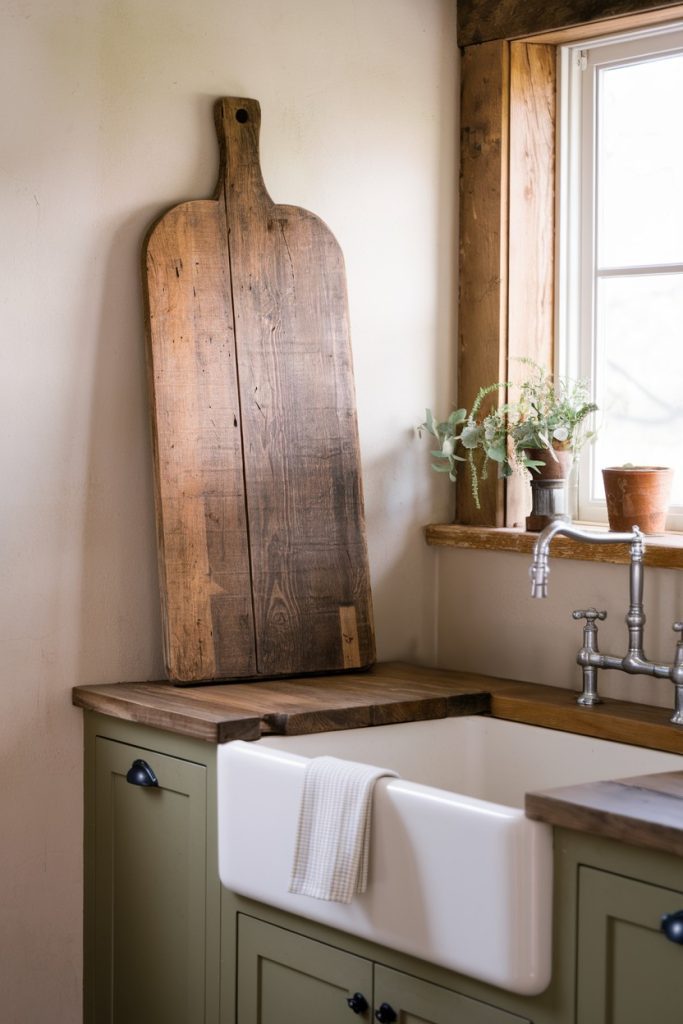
[[373, 966, 529, 1024], [236, 914, 530, 1024], [237, 915, 372, 1024], [82, 714, 683, 1024], [83, 715, 220, 1024], [576, 867, 683, 1024]]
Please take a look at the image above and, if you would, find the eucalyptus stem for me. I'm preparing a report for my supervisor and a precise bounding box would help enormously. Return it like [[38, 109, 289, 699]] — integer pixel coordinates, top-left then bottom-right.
[[468, 449, 480, 510]]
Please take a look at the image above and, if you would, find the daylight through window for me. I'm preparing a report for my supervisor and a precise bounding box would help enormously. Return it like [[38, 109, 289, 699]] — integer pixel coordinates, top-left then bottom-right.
[[558, 25, 683, 530]]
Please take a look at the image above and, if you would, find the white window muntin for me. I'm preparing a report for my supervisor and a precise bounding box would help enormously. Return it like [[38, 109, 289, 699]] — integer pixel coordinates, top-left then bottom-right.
[[558, 24, 683, 530]]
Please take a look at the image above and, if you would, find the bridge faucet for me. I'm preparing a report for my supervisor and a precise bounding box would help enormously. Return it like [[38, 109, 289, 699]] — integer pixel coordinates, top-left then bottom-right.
[[529, 521, 683, 725]]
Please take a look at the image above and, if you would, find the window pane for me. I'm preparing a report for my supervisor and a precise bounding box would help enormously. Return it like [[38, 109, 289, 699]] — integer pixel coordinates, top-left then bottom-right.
[[591, 273, 683, 505], [597, 52, 683, 269]]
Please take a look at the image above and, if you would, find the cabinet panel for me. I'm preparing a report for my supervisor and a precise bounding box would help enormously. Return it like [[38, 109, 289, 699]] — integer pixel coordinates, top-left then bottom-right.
[[577, 867, 683, 1024], [374, 965, 530, 1024], [237, 914, 373, 1024], [237, 915, 530, 1024], [92, 737, 208, 1024]]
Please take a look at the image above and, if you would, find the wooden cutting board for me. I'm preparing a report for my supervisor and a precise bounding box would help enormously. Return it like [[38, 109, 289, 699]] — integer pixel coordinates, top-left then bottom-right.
[[143, 97, 375, 684]]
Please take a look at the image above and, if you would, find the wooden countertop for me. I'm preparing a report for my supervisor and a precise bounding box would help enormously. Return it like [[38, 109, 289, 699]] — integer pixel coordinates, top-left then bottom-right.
[[526, 772, 683, 858], [72, 663, 492, 744], [73, 661, 683, 856]]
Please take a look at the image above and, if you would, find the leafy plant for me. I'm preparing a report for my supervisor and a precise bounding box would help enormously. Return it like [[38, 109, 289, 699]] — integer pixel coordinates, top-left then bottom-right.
[[420, 381, 511, 510], [508, 359, 598, 466], [420, 361, 598, 509]]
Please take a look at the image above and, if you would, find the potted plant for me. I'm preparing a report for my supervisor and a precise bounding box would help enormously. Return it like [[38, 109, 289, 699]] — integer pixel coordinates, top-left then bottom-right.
[[420, 361, 598, 528], [508, 360, 596, 462], [508, 360, 598, 529], [602, 465, 673, 534]]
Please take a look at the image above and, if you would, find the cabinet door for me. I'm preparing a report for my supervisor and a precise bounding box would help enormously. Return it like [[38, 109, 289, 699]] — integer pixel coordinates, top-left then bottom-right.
[[577, 866, 683, 1024], [238, 915, 373, 1024], [374, 965, 530, 1024], [91, 737, 208, 1024]]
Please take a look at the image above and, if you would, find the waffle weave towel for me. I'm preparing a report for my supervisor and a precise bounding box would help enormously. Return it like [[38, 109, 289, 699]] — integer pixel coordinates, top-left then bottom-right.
[[289, 755, 398, 903]]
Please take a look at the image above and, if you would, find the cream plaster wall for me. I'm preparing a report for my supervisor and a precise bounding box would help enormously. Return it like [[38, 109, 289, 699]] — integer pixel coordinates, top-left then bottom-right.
[[437, 549, 683, 710], [0, 1, 457, 1019]]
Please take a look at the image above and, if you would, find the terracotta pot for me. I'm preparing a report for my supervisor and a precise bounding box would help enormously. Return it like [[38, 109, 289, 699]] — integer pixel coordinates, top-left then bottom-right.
[[602, 466, 673, 534], [525, 447, 574, 532], [526, 447, 573, 481]]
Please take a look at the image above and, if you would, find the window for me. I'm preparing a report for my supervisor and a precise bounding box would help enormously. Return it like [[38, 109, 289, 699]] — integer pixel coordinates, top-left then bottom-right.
[[559, 25, 683, 530]]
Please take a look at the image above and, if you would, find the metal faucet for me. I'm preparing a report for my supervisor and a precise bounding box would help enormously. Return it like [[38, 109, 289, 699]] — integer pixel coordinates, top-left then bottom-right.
[[529, 520, 683, 725]]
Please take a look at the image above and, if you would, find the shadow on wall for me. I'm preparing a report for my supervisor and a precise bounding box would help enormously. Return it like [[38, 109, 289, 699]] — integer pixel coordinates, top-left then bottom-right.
[[75, 94, 244, 686], [77, 207, 166, 687], [360, 429, 448, 666]]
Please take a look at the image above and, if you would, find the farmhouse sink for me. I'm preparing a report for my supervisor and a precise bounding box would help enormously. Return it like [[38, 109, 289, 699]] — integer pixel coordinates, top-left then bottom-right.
[[217, 715, 682, 995]]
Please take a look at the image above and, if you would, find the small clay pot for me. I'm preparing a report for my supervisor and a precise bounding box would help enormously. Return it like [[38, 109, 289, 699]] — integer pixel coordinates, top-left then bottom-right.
[[602, 466, 673, 534]]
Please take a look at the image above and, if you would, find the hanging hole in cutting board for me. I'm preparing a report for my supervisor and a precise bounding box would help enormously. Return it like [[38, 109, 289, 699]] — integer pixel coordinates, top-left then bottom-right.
[[235, 108, 249, 123]]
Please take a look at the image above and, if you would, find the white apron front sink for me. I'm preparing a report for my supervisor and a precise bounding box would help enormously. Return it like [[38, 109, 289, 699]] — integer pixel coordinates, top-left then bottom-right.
[[217, 715, 681, 995]]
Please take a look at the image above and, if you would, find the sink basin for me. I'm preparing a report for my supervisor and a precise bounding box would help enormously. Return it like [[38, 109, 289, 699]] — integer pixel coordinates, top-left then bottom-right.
[[217, 715, 682, 995]]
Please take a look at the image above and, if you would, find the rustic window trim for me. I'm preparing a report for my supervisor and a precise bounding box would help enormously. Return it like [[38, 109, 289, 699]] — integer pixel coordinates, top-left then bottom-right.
[[426, 523, 683, 569], [457, 1, 683, 49], [457, 38, 556, 527], [454, 2, 683, 549]]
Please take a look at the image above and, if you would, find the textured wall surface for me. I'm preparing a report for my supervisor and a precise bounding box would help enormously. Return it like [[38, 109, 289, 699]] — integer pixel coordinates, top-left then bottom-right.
[[0, 2, 458, 1019], [438, 548, 683, 709]]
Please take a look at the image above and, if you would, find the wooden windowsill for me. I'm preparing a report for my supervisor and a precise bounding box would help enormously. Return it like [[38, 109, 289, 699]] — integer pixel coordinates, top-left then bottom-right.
[[425, 523, 683, 569]]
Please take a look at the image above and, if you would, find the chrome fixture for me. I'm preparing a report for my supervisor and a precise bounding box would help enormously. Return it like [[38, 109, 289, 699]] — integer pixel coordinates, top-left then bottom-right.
[[530, 520, 683, 725]]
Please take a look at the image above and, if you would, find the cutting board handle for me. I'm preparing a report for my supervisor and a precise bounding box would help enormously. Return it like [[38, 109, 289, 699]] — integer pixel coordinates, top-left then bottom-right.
[[214, 97, 272, 208]]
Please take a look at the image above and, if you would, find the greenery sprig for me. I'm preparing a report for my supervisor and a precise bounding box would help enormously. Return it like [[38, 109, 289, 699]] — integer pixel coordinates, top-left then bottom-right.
[[419, 361, 598, 509]]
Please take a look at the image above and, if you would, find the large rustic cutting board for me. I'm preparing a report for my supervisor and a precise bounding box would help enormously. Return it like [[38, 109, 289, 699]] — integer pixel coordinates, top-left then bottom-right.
[[143, 98, 375, 684]]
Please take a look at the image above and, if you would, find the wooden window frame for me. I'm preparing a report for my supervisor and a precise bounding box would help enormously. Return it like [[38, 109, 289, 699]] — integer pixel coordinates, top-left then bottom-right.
[[455, 1, 683, 531]]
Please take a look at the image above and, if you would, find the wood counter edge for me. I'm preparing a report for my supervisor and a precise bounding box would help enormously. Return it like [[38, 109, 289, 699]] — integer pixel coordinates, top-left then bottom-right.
[[259, 691, 491, 735], [72, 664, 683, 750], [71, 686, 263, 744], [526, 775, 683, 858], [71, 670, 493, 743], [73, 666, 683, 854]]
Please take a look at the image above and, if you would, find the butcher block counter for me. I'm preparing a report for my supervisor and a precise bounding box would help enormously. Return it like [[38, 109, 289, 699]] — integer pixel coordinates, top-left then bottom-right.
[[73, 661, 683, 856]]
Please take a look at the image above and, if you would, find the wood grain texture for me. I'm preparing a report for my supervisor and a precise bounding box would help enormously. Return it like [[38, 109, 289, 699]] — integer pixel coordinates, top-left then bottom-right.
[[457, 0, 683, 46], [506, 42, 556, 529], [338, 605, 361, 669], [73, 661, 683, 852], [489, 687, 683, 754], [217, 97, 374, 677], [72, 682, 264, 743], [372, 663, 683, 753], [456, 5, 683, 530], [73, 660, 683, 750], [526, 773, 683, 856], [531, 4, 683, 42], [143, 98, 374, 682], [72, 663, 492, 742], [259, 691, 491, 736], [457, 42, 510, 526], [144, 200, 256, 682], [425, 522, 683, 568]]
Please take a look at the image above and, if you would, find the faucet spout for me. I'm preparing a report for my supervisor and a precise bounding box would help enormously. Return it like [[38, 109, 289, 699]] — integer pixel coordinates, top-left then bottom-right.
[[529, 522, 642, 599], [527, 522, 683, 723]]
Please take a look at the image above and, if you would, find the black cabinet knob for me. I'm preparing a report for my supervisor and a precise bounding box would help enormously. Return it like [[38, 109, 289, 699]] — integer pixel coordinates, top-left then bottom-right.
[[126, 759, 159, 787], [346, 992, 368, 1014], [662, 910, 683, 944], [374, 1004, 397, 1023]]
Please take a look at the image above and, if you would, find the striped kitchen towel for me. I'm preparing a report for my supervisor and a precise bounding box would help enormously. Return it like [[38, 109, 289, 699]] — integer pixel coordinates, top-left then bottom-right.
[[289, 755, 398, 903]]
